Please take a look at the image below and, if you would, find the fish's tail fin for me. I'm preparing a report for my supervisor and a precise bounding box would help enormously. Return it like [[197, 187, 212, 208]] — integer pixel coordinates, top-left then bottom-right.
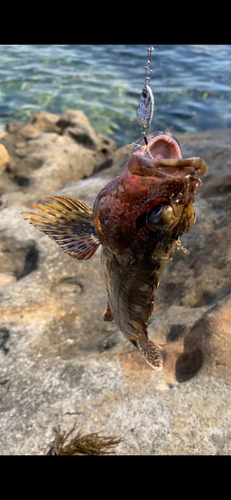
[[21, 196, 100, 260], [137, 340, 163, 371]]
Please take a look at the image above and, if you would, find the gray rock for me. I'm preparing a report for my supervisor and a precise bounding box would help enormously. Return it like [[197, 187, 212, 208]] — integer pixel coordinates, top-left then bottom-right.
[[0, 118, 231, 455]]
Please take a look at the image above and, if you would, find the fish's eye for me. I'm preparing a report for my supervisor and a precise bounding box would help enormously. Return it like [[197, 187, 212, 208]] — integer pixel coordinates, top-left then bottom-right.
[[150, 204, 163, 217], [147, 204, 174, 231]]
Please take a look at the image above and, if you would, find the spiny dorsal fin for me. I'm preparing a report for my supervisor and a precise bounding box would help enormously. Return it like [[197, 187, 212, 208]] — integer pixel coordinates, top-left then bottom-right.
[[21, 195, 100, 260]]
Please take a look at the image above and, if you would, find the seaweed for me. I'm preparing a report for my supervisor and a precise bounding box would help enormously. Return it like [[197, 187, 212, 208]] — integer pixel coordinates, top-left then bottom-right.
[[46, 422, 123, 455]]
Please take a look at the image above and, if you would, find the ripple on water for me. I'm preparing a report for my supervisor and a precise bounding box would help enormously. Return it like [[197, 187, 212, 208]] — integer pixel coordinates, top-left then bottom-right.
[[0, 44, 230, 145]]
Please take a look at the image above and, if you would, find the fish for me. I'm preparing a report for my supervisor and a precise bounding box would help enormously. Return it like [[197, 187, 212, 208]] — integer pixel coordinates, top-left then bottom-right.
[[22, 131, 207, 371]]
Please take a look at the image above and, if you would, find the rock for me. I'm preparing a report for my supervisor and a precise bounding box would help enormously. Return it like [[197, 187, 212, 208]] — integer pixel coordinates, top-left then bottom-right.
[[17, 111, 62, 139], [59, 108, 115, 156], [56, 109, 90, 130], [0, 144, 10, 174], [6, 122, 22, 134], [0, 129, 6, 140], [0, 121, 231, 454], [64, 125, 98, 150], [0, 273, 16, 290], [0, 110, 116, 208]]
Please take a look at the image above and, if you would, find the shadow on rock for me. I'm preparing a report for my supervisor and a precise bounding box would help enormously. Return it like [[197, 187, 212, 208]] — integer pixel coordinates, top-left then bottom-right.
[[162, 294, 231, 383]]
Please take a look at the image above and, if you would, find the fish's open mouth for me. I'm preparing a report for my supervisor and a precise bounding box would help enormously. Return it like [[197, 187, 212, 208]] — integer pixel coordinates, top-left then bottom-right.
[[130, 131, 207, 179], [133, 131, 182, 160]]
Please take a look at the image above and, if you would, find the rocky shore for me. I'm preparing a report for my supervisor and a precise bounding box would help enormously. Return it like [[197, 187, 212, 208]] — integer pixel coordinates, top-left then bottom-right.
[[0, 110, 231, 454]]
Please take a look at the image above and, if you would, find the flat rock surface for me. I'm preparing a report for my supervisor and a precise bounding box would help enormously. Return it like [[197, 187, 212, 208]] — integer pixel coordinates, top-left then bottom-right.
[[0, 114, 231, 455]]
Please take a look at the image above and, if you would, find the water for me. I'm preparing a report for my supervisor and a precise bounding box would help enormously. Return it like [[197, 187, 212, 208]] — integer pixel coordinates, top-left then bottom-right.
[[0, 44, 230, 146]]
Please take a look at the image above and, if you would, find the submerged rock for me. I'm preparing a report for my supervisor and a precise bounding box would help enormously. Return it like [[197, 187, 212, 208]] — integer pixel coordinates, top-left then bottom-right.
[[0, 115, 231, 455]]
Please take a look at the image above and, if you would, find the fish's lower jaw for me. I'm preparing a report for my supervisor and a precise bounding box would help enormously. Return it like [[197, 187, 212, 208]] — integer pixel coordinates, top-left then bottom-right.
[[137, 341, 163, 371]]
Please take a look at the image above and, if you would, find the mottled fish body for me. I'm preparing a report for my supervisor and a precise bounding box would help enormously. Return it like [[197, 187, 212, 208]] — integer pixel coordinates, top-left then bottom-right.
[[22, 131, 207, 370]]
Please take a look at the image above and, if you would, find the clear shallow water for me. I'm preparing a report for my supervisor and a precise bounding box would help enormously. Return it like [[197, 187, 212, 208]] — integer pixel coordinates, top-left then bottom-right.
[[0, 44, 230, 146]]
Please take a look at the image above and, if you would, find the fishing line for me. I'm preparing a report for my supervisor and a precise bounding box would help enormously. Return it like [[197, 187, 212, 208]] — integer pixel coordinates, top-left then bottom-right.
[[128, 45, 155, 159]]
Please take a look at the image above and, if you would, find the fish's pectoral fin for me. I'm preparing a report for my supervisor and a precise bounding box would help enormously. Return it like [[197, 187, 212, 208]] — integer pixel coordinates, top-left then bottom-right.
[[21, 195, 100, 260], [103, 302, 114, 322], [137, 340, 163, 370], [175, 238, 190, 255]]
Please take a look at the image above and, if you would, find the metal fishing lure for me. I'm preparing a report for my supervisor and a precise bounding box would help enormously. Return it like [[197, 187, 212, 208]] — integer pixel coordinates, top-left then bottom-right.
[[137, 45, 154, 135], [137, 84, 154, 132]]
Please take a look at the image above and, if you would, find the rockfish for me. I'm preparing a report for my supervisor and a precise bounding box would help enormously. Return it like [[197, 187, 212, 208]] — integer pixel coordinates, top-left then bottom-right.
[[22, 131, 207, 370]]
